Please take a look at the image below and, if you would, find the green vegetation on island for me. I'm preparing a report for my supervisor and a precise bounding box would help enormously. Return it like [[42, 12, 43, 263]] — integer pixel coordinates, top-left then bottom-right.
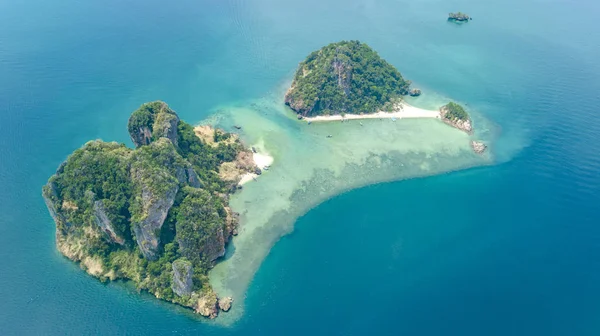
[[285, 40, 411, 117], [440, 102, 472, 133], [441, 102, 469, 121], [448, 12, 471, 22], [43, 101, 254, 318]]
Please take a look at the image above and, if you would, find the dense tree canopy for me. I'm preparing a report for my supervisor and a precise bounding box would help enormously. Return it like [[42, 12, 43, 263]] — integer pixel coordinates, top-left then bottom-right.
[[285, 40, 411, 116], [442, 102, 469, 121]]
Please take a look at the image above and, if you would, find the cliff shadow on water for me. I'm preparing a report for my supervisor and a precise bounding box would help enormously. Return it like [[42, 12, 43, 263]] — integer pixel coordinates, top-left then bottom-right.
[[205, 86, 497, 325]]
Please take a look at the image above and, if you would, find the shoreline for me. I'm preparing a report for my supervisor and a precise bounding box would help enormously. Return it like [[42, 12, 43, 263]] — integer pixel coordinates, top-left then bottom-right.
[[302, 103, 440, 122], [239, 151, 274, 185]]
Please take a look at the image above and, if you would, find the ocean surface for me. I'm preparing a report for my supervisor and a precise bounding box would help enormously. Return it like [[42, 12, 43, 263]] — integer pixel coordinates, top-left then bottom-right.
[[1, 0, 600, 334]]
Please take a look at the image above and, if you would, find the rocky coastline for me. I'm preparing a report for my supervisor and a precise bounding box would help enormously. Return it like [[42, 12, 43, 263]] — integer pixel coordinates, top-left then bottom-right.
[[42, 101, 251, 319], [439, 104, 473, 134]]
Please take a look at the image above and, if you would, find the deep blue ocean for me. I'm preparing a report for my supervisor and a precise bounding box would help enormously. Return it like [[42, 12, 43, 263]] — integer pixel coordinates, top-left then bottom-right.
[[1, 0, 600, 334]]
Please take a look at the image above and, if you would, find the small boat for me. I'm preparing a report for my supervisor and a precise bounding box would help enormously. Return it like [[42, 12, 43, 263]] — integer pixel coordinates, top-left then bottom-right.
[[326, 135, 333, 138], [251, 146, 257, 153], [307, 121, 312, 125], [360, 122, 363, 126], [262, 166, 269, 171], [234, 125, 242, 130], [391, 117, 397, 122]]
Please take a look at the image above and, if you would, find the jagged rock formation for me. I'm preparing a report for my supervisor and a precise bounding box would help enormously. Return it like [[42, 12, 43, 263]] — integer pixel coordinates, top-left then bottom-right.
[[92, 198, 125, 245], [171, 259, 194, 296], [471, 141, 487, 154], [440, 102, 473, 134], [285, 40, 411, 117], [409, 88, 422, 97], [218, 297, 233, 312], [128, 101, 180, 148], [42, 101, 249, 318], [448, 12, 471, 22], [195, 291, 219, 318]]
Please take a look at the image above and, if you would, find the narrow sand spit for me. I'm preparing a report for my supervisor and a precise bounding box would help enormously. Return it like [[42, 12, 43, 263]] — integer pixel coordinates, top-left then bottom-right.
[[303, 103, 440, 122]]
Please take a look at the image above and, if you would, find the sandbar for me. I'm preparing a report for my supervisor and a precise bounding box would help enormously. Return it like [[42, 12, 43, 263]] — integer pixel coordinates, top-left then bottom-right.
[[303, 103, 440, 122]]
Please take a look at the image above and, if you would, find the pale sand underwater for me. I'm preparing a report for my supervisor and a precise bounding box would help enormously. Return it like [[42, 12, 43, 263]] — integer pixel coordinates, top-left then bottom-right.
[[200, 86, 496, 326]]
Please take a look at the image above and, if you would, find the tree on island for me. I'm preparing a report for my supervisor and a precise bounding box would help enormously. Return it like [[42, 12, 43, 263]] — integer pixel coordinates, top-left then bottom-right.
[[285, 40, 412, 117], [441, 102, 469, 121]]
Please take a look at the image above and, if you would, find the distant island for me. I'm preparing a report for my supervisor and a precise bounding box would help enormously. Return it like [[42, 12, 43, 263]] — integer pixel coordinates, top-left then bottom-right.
[[285, 40, 411, 117], [448, 12, 471, 22], [42, 101, 264, 318]]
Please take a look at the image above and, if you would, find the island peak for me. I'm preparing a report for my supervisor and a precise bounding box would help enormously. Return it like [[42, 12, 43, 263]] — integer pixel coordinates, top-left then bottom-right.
[[285, 40, 412, 117]]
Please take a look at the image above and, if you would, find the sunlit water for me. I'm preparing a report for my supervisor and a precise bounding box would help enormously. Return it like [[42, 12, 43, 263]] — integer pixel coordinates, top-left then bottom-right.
[[206, 85, 495, 323], [1, 0, 599, 334]]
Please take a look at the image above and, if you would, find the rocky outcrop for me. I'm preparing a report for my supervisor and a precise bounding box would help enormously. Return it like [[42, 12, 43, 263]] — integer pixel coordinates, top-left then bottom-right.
[[218, 297, 233, 312], [224, 207, 239, 243], [131, 179, 178, 260], [128, 101, 180, 148], [440, 105, 473, 134], [171, 259, 193, 297], [195, 291, 219, 319], [409, 88, 422, 97], [42, 181, 68, 230], [285, 87, 315, 116], [130, 125, 153, 148], [471, 141, 487, 154], [152, 109, 180, 147], [448, 12, 470, 22], [186, 167, 203, 188], [93, 200, 125, 245]]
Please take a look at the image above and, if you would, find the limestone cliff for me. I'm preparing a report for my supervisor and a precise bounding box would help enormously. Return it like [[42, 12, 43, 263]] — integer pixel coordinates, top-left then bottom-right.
[[42, 101, 243, 318], [128, 101, 180, 148], [171, 258, 193, 297]]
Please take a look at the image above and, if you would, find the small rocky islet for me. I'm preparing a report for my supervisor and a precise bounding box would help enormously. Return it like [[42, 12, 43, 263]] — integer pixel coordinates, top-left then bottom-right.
[[448, 12, 472, 23], [42, 101, 256, 318]]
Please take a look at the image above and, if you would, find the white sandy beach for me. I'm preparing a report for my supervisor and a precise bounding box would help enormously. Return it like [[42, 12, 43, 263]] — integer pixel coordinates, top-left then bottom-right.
[[303, 103, 440, 122], [239, 151, 274, 185]]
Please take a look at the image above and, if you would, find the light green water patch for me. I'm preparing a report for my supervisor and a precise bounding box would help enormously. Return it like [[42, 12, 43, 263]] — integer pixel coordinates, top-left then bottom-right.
[[200, 89, 495, 325]]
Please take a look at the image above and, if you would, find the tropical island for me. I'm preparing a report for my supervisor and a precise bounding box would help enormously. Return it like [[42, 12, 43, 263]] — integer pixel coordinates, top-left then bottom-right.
[[448, 12, 471, 22], [42, 101, 265, 318], [284, 40, 486, 153], [285, 40, 411, 117]]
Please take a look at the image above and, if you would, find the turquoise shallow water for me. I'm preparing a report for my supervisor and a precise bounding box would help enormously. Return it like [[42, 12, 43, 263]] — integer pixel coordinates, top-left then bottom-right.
[[1, 0, 600, 334]]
